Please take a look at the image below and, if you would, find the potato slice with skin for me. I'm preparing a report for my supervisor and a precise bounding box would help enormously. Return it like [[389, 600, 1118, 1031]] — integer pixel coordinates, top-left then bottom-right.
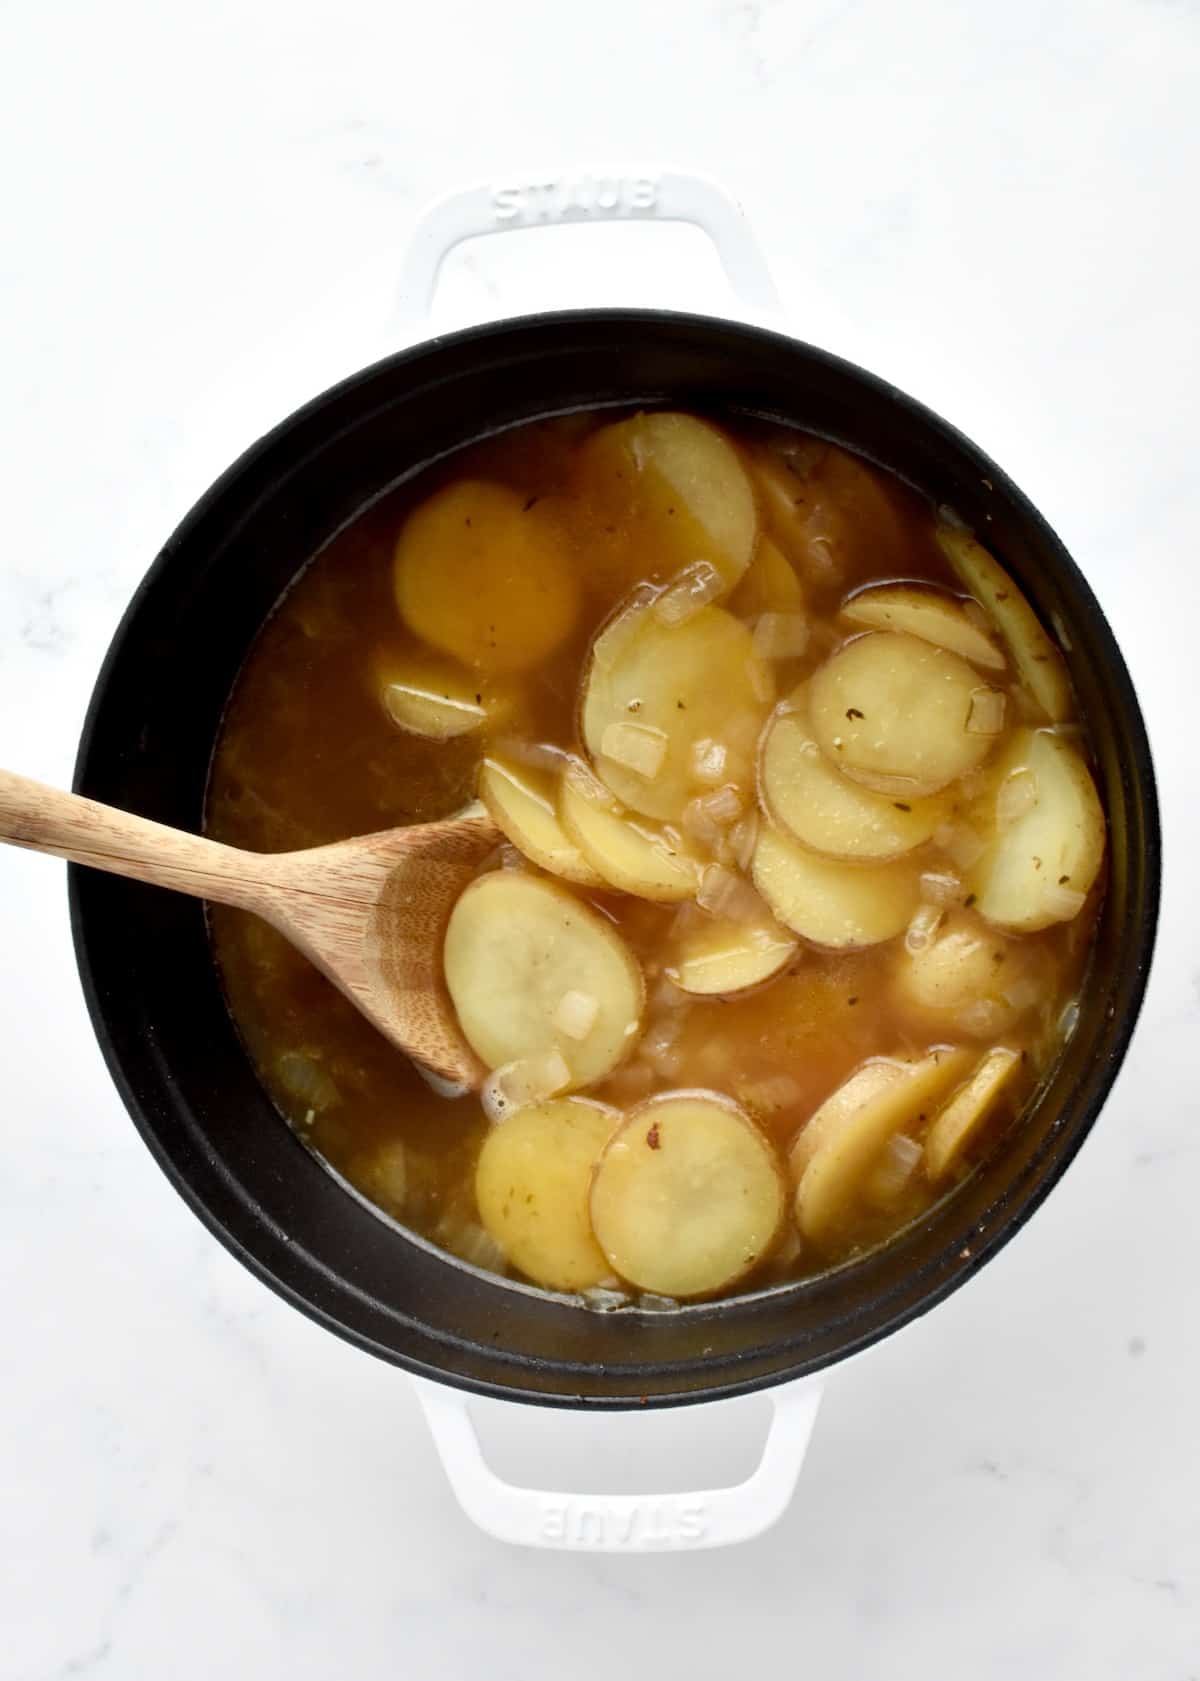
[[924, 1047, 1021, 1180], [842, 583, 1005, 671], [795, 1047, 973, 1244], [444, 872, 643, 1087], [892, 910, 1032, 1036], [751, 441, 910, 590], [970, 728, 1105, 931], [809, 631, 996, 796], [558, 758, 703, 902], [581, 598, 771, 821], [729, 535, 804, 619], [590, 1092, 785, 1298], [373, 649, 519, 741], [936, 526, 1071, 723], [474, 1097, 620, 1291], [664, 909, 798, 996], [394, 480, 578, 675], [788, 1058, 908, 1180], [576, 412, 758, 595], [761, 698, 946, 861], [752, 825, 920, 949], [478, 755, 604, 888]]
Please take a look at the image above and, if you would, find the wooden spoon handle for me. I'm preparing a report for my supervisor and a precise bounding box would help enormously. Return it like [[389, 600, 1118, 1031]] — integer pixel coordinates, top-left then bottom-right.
[[0, 769, 276, 913]]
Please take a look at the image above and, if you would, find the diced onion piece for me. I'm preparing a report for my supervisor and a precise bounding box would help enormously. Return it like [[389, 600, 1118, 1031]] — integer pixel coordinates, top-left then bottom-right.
[[809, 630, 996, 797], [904, 901, 945, 954], [865, 1133, 923, 1208], [558, 758, 703, 902], [444, 872, 644, 1087], [730, 811, 760, 870], [583, 1284, 632, 1312], [729, 535, 805, 619], [936, 526, 1072, 723], [795, 1047, 973, 1244], [478, 755, 604, 888], [691, 738, 728, 784], [760, 697, 945, 861], [277, 1051, 340, 1112], [600, 720, 668, 780], [581, 598, 771, 821], [935, 821, 987, 870], [696, 863, 770, 925], [697, 784, 743, 826], [752, 825, 920, 949], [842, 582, 1006, 670], [475, 1097, 619, 1290], [752, 611, 810, 661], [553, 989, 600, 1041], [919, 870, 964, 907], [970, 729, 1105, 931], [735, 1073, 806, 1116], [435, 1217, 510, 1273], [480, 1049, 571, 1122], [653, 560, 726, 626], [892, 911, 1032, 1037], [966, 686, 1007, 736], [924, 1047, 1021, 1179], [788, 1059, 908, 1179], [665, 910, 797, 997], [394, 480, 578, 675], [590, 1093, 785, 1298]]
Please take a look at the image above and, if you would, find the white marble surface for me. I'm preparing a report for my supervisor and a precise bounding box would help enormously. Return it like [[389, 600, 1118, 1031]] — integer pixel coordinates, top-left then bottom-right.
[[2, 0, 1198, 1673]]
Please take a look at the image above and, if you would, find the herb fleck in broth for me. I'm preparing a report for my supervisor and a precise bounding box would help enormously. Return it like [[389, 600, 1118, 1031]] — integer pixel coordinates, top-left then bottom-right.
[[206, 411, 1103, 1301]]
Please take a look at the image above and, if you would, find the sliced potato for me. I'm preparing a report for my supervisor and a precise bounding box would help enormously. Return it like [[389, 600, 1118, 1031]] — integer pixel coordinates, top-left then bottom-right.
[[394, 479, 578, 675], [590, 1093, 785, 1297], [664, 907, 797, 996], [474, 1097, 619, 1291], [842, 582, 1005, 670], [558, 758, 703, 902], [752, 825, 920, 948], [795, 1047, 973, 1243], [444, 872, 644, 1087], [936, 526, 1071, 723], [809, 631, 996, 796], [372, 647, 521, 741], [581, 598, 771, 821], [970, 729, 1105, 931], [478, 755, 603, 888], [788, 1059, 908, 1179], [760, 697, 946, 860], [575, 412, 758, 595], [892, 910, 1033, 1036], [924, 1047, 1021, 1179], [751, 440, 909, 590], [729, 535, 805, 619]]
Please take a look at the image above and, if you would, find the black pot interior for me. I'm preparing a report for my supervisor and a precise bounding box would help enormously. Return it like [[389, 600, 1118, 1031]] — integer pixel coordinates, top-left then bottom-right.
[[70, 311, 1159, 1407]]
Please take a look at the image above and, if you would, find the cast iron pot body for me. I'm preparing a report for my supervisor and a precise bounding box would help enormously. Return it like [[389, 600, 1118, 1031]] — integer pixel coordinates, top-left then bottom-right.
[[70, 311, 1159, 1408]]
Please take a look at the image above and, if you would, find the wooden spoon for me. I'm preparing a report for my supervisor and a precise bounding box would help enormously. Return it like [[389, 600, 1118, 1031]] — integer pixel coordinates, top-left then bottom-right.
[[0, 769, 498, 1088]]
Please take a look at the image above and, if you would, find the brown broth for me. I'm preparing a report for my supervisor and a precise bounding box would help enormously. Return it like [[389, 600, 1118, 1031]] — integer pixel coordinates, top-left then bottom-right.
[[206, 411, 1100, 1299]]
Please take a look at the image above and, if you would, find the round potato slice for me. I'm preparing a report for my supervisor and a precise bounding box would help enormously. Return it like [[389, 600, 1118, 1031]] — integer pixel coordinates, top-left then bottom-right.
[[760, 699, 946, 860], [664, 909, 797, 996], [751, 825, 920, 949], [558, 758, 703, 902], [394, 480, 578, 676], [372, 649, 520, 741], [841, 582, 1005, 671], [936, 526, 1071, 723], [478, 755, 604, 888], [809, 631, 997, 796], [923, 1047, 1021, 1180], [575, 411, 758, 595], [970, 728, 1105, 931], [729, 535, 805, 619], [444, 872, 644, 1087], [795, 1047, 973, 1244], [892, 910, 1033, 1035], [590, 1093, 785, 1297], [475, 1097, 619, 1291], [581, 598, 771, 821], [788, 1058, 908, 1180]]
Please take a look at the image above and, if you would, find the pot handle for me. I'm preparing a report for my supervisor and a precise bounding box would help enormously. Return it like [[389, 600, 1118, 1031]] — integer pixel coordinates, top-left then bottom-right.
[[396, 170, 782, 330], [410, 1375, 822, 1552]]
